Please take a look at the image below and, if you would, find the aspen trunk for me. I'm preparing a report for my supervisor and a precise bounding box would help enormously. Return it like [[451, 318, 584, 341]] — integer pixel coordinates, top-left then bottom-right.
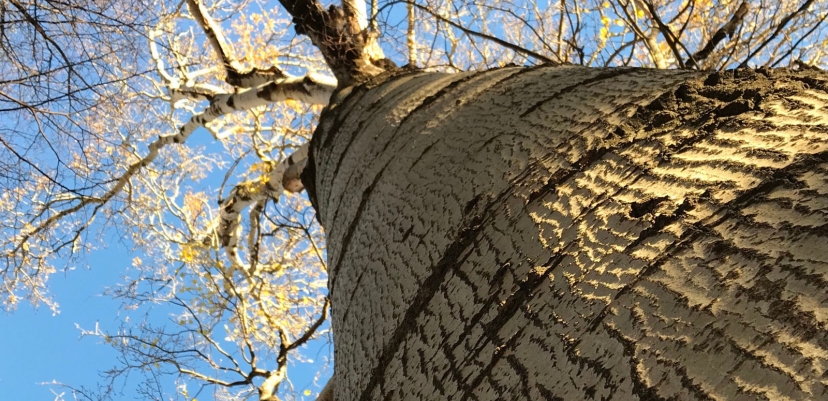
[[304, 65, 828, 400]]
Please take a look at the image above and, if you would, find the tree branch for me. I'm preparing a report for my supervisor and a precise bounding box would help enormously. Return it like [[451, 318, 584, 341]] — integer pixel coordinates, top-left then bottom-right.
[[186, 0, 289, 88], [277, 0, 385, 84], [771, 12, 828, 68], [640, 0, 690, 68], [342, 0, 369, 31], [217, 143, 311, 272], [11, 71, 333, 299], [406, 1, 555, 64], [688, 1, 749, 68], [739, 0, 815, 68]]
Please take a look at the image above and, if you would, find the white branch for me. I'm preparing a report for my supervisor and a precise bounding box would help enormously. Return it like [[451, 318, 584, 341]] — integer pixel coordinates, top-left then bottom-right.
[[186, 0, 244, 73], [149, 25, 177, 86], [343, 0, 369, 31], [217, 143, 310, 273], [169, 86, 223, 103], [16, 71, 332, 283], [187, 73, 336, 141], [257, 365, 287, 401], [186, 0, 296, 88], [150, 22, 227, 104]]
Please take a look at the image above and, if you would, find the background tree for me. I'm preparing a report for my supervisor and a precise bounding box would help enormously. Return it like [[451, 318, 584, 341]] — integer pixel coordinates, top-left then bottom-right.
[[1, 0, 828, 400]]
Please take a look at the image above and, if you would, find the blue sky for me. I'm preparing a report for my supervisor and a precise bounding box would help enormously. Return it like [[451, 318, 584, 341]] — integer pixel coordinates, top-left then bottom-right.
[[0, 246, 132, 400]]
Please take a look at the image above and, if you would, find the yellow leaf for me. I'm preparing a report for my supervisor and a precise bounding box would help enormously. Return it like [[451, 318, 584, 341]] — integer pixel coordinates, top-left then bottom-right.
[[636, 9, 645, 18], [284, 98, 304, 113], [180, 244, 196, 263], [304, 390, 312, 396]]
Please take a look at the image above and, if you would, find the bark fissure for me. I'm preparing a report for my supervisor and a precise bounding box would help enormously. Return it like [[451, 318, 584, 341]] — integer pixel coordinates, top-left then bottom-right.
[[519, 68, 640, 118], [357, 209, 487, 401], [326, 73, 458, 229]]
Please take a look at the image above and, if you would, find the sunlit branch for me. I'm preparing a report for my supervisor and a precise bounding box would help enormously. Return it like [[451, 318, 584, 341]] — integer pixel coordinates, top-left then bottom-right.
[[277, 0, 386, 83], [186, 0, 291, 88], [169, 86, 224, 103], [11, 70, 333, 297], [148, 24, 177, 86], [613, 1, 666, 68], [407, 2, 416, 65], [150, 24, 227, 105], [689, 1, 749, 68], [557, 0, 566, 62], [257, 362, 288, 401], [639, 0, 690, 68], [217, 143, 311, 272], [343, 0, 369, 31], [369, 0, 378, 31], [185, 0, 241, 71]]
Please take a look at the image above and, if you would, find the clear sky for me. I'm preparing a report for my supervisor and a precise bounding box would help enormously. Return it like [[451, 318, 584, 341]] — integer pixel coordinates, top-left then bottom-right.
[[0, 245, 136, 400]]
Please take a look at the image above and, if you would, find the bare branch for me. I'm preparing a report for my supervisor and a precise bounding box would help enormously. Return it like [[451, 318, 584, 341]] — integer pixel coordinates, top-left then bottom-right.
[[186, 0, 289, 88], [739, 0, 816, 68], [688, 1, 749, 68], [277, 0, 386, 83], [217, 143, 311, 272], [407, 1, 556, 64], [286, 297, 330, 351], [407, 2, 417, 65], [640, 0, 690, 68], [343, 0, 369, 31], [771, 12, 828, 68]]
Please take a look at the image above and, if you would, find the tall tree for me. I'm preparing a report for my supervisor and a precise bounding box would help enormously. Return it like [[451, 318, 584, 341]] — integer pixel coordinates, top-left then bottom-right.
[[2, 0, 828, 399]]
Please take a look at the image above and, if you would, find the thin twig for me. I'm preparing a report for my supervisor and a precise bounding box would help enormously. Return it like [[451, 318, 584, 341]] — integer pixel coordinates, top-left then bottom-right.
[[406, 1, 556, 64], [739, 0, 814, 68], [688, 1, 749, 68]]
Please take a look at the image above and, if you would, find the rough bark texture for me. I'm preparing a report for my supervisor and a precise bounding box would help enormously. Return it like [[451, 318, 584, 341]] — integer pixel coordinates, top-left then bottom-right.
[[304, 65, 828, 400]]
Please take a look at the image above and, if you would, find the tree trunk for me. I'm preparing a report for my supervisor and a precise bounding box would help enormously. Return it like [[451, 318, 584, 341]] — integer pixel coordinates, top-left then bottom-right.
[[303, 65, 828, 400]]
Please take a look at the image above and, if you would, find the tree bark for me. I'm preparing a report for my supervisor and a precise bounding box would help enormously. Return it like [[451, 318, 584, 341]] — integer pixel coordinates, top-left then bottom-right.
[[303, 65, 828, 400]]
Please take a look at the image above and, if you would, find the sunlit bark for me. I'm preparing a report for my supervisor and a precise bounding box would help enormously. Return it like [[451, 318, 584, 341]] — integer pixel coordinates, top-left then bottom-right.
[[308, 66, 828, 400]]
